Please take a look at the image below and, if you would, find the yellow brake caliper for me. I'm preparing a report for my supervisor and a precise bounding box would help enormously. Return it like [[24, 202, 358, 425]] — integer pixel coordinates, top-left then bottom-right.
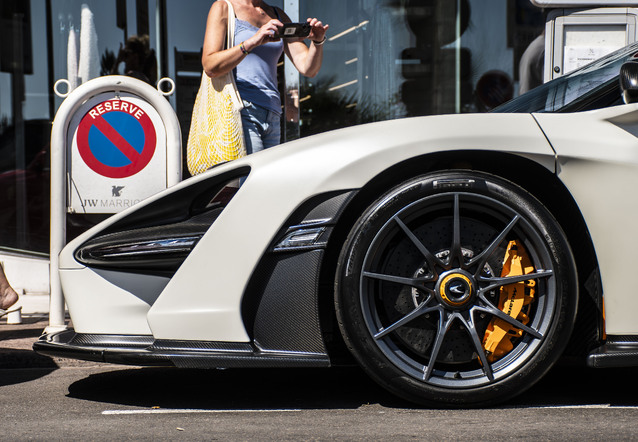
[[482, 240, 536, 363]]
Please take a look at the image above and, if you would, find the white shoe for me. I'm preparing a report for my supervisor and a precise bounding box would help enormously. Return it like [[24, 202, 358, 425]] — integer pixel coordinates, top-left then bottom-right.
[[0, 305, 22, 319]]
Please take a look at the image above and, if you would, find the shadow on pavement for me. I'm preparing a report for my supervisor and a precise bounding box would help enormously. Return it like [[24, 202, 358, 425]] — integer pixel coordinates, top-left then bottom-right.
[[65, 362, 638, 410], [1, 317, 60, 386], [67, 366, 408, 410], [1, 316, 60, 386], [0, 364, 58, 387], [505, 363, 638, 408], [0, 326, 45, 342], [0, 348, 58, 370]]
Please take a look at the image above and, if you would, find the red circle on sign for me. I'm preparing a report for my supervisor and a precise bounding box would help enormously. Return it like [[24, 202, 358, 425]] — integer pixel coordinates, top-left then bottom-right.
[[76, 99, 157, 179]]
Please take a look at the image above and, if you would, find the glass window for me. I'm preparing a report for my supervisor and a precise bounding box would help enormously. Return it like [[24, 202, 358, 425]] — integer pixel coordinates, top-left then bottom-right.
[[299, 0, 419, 137], [1, 2, 50, 254], [298, 0, 545, 137], [50, 0, 159, 104]]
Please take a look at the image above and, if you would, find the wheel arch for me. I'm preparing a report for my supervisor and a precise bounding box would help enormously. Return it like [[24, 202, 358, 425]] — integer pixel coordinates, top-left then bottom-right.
[[319, 149, 603, 362]]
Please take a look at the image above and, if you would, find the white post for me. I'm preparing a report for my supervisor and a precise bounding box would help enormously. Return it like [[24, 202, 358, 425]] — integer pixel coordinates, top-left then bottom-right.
[[47, 88, 68, 333]]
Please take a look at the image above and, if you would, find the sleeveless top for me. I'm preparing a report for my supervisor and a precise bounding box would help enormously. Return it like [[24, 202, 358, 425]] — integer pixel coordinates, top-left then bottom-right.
[[234, 11, 284, 115]]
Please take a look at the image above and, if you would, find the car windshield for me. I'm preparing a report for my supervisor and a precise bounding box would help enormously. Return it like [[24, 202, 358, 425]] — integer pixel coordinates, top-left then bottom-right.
[[493, 42, 638, 114]]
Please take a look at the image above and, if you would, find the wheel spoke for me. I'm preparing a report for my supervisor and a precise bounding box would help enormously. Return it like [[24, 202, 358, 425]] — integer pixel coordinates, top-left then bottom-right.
[[374, 300, 437, 339], [394, 216, 446, 271], [461, 313, 494, 381], [449, 194, 463, 267], [475, 298, 544, 340], [467, 215, 520, 272], [363, 271, 435, 293], [478, 270, 553, 293], [423, 313, 454, 381]]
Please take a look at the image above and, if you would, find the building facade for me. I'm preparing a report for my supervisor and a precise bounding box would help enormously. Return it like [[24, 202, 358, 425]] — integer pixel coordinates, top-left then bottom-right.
[[0, 0, 545, 288]]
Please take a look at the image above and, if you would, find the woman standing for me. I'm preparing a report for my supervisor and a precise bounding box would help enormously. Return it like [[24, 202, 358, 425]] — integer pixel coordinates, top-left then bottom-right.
[[201, 0, 328, 154]]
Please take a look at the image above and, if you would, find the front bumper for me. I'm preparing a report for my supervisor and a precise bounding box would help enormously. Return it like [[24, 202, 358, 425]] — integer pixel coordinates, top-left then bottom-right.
[[33, 330, 330, 369]]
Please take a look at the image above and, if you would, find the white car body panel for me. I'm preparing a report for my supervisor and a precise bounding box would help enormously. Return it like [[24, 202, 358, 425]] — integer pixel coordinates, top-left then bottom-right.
[[535, 103, 638, 335], [61, 268, 169, 334], [60, 113, 555, 341]]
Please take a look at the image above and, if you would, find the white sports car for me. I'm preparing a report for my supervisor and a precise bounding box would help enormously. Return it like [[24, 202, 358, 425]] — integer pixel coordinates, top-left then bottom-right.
[[36, 42, 638, 407]]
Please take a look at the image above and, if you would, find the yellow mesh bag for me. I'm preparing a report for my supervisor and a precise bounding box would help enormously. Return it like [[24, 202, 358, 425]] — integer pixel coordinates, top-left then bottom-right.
[[186, 0, 245, 176], [187, 73, 245, 175]]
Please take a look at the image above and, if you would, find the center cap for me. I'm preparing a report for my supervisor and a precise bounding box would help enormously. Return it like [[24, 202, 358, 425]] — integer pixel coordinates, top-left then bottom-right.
[[436, 270, 475, 308]]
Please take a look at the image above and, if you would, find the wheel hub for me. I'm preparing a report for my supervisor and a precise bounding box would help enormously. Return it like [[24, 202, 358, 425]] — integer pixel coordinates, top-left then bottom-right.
[[436, 270, 476, 308]]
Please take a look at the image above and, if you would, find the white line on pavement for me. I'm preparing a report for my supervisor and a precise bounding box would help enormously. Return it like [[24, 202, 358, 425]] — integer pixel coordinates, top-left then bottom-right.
[[102, 408, 302, 415], [525, 404, 638, 410]]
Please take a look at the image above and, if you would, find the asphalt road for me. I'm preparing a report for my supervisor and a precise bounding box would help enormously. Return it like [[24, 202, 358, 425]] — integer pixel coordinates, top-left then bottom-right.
[[2, 362, 638, 440]]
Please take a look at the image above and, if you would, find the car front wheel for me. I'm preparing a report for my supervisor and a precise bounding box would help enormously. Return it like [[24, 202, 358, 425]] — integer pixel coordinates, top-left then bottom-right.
[[335, 171, 578, 407]]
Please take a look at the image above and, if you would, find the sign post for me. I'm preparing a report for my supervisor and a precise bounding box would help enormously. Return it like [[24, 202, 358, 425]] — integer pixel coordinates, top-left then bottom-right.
[[48, 75, 181, 332]]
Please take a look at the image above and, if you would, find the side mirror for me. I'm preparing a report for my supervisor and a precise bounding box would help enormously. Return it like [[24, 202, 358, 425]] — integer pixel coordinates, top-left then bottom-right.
[[620, 61, 638, 104]]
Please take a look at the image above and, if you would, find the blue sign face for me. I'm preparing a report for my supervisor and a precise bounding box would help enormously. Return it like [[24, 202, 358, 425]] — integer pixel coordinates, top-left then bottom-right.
[[88, 111, 146, 167]]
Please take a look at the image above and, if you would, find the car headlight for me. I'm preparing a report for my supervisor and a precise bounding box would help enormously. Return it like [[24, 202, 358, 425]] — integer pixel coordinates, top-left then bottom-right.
[[75, 172, 248, 273]]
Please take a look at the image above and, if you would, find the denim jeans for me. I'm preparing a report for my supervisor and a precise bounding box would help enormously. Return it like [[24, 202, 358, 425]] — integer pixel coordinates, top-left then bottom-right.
[[240, 100, 281, 155]]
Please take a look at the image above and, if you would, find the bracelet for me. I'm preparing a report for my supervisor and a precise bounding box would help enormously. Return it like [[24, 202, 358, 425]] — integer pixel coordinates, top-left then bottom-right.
[[239, 41, 250, 55], [312, 36, 327, 46]]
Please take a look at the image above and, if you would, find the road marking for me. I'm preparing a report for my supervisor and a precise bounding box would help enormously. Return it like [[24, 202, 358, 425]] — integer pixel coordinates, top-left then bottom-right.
[[523, 404, 638, 410], [102, 409, 302, 415], [103, 405, 638, 415]]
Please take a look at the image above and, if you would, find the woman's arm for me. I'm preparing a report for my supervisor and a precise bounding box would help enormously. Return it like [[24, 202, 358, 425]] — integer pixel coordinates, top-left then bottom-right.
[[281, 12, 329, 78]]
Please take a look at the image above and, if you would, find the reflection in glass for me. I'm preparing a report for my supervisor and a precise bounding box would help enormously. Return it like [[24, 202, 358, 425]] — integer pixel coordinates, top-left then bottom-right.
[[298, 0, 545, 137], [107, 34, 158, 85]]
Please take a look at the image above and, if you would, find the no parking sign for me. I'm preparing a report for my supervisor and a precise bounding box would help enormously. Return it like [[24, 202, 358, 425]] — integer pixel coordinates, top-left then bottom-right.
[[68, 92, 168, 213], [76, 99, 157, 179]]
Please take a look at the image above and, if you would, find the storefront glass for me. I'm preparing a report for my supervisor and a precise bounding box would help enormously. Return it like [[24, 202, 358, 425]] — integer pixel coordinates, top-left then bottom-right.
[[1, 2, 48, 254], [0, 0, 544, 256], [298, 0, 545, 136]]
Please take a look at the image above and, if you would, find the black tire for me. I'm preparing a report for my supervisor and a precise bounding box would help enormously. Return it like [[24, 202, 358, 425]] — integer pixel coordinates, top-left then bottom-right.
[[335, 171, 578, 407]]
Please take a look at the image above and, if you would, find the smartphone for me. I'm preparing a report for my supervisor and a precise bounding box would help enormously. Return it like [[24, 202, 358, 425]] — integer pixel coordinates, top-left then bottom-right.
[[276, 22, 311, 38]]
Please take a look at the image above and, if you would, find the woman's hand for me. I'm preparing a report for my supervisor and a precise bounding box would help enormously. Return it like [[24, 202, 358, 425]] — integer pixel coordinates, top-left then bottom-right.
[[306, 18, 329, 43], [243, 19, 284, 52], [282, 16, 329, 77]]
